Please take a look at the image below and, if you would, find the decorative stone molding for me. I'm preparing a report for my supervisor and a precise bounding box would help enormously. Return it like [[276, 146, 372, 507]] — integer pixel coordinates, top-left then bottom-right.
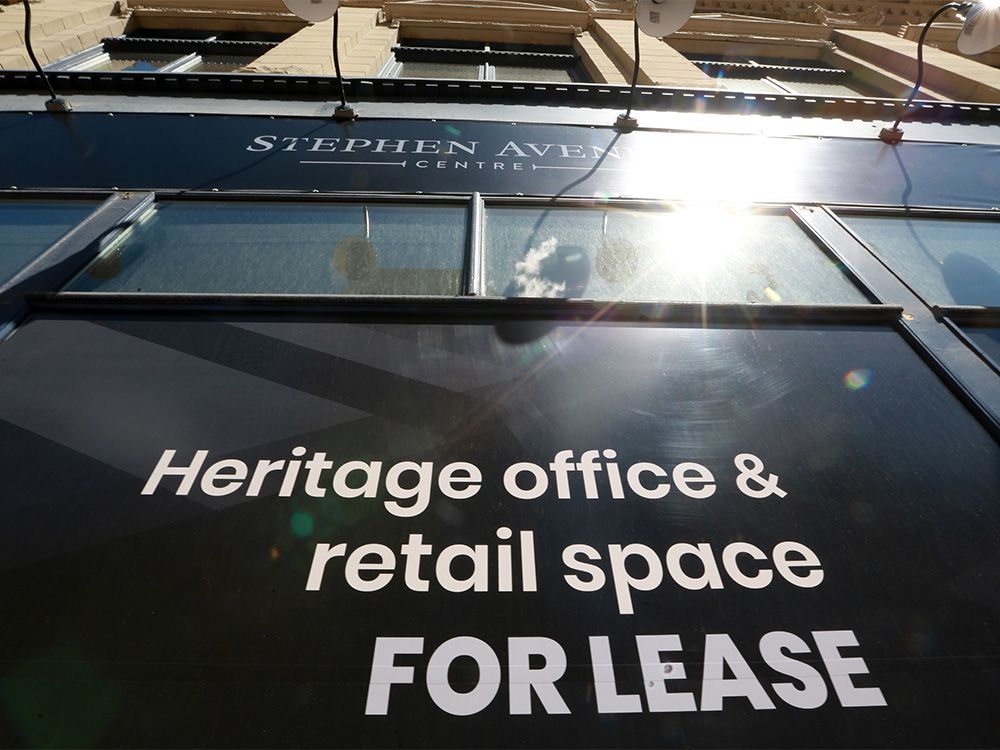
[[809, 4, 884, 29], [384, 0, 591, 30]]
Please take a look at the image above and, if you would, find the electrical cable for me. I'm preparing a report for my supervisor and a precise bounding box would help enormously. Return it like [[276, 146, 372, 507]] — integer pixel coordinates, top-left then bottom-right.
[[889, 2, 965, 131], [623, 18, 641, 121], [333, 11, 348, 110], [22, 0, 61, 103]]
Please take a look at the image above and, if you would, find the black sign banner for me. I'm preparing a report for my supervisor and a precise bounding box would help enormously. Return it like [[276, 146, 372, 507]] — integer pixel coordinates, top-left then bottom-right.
[[1, 112, 999, 206], [0, 313, 997, 747]]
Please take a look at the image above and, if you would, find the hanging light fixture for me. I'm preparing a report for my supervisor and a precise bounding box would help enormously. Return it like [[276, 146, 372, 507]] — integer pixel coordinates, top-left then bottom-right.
[[879, 0, 1000, 144], [282, 0, 357, 120], [615, 0, 696, 131]]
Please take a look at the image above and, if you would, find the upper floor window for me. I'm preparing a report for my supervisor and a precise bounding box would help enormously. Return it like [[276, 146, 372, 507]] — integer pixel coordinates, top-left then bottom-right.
[[684, 53, 885, 97], [380, 40, 588, 83], [45, 29, 291, 74]]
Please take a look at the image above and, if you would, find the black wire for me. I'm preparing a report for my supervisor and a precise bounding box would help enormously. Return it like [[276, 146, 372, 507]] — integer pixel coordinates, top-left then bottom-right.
[[332, 11, 348, 109], [22, 0, 60, 103], [891, 2, 963, 129], [623, 17, 641, 119]]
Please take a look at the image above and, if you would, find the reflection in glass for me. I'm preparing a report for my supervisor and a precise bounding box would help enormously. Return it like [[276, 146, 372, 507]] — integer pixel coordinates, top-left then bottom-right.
[[66, 202, 467, 295], [492, 65, 574, 82], [0, 201, 97, 285], [80, 53, 183, 72], [484, 206, 867, 304], [777, 78, 878, 96], [397, 61, 480, 79], [961, 326, 1000, 370], [841, 216, 1000, 306], [188, 55, 255, 73]]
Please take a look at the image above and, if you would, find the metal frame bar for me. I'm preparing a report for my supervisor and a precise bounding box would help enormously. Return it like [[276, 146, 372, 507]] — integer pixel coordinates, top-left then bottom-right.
[[121, 190, 473, 204], [159, 53, 202, 74], [464, 193, 484, 296], [935, 306, 1000, 325], [829, 205, 1000, 219], [28, 293, 900, 325], [43, 44, 105, 72], [5, 71, 1000, 124]]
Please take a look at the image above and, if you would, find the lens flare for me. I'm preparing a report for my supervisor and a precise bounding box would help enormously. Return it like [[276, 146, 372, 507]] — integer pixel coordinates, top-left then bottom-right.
[[290, 511, 314, 537], [844, 368, 872, 391]]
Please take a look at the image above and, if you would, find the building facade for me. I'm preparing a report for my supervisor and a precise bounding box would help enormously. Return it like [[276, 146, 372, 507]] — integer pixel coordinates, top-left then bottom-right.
[[0, 0, 998, 747]]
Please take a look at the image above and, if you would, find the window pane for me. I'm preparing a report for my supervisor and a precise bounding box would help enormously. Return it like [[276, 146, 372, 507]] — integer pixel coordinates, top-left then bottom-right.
[[397, 61, 480, 79], [188, 54, 255, 73], [493, 64, 574, 83], [66, 202, 467, 295], [82, 52, 183, 72], [777, 78, 878, 97], [961, 326, 1000, 369], [484, 207, 867, 303], [717, 78, 785, 94], [840, 216, 1000, 306], [0, 201, 96, 285]]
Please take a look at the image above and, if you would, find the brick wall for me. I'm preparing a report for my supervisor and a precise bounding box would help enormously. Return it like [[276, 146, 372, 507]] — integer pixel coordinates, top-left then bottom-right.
[[246, 7, 394, 76], [0, 0, 125, 70], [592, 19, 719, 89]]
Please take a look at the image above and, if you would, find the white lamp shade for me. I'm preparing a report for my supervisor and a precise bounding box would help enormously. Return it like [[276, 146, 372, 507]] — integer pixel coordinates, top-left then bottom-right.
[[636, 0, 696, 37], [957, 0, 1000, 55], [281, 0, 340, 22]]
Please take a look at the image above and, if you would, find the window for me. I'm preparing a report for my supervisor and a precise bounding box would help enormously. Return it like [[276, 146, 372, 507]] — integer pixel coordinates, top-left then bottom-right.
[[840, 212, 1000, 373], [839, 215, 1000, 307], [483, 206, 868, 304], [65, 201, 468, 296], [45, 30, 290, 74], [0, 200, 98, 286], [961, 325, 1000, 370], [684, 54, 884, 97], [380, 41, 587, 83]]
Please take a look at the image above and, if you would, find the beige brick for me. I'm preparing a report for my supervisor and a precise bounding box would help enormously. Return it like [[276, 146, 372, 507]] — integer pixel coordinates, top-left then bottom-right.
[[76, 28, 102, 49], [834, 29, 1000, 103], [575, 32, 627, 84], [593, 19, 720, 89], [0, 52, 30, 70], [248, 8, 394, 77]]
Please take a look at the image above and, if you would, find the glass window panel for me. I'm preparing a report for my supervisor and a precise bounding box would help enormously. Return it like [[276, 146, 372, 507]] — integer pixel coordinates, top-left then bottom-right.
[[80, 52, 183, 72], [492, 64, 574, 82], [777, 78, 878, 97], [483, 207, 867, 304], [840, 216, 1000, 306], [188, 54, 256, 73], [66, 202, 467, 295], [961, 326, 1000, 369], [0, 201, 97, 285], [397, 61, 480, 79], [716, 77, 786, 94]]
